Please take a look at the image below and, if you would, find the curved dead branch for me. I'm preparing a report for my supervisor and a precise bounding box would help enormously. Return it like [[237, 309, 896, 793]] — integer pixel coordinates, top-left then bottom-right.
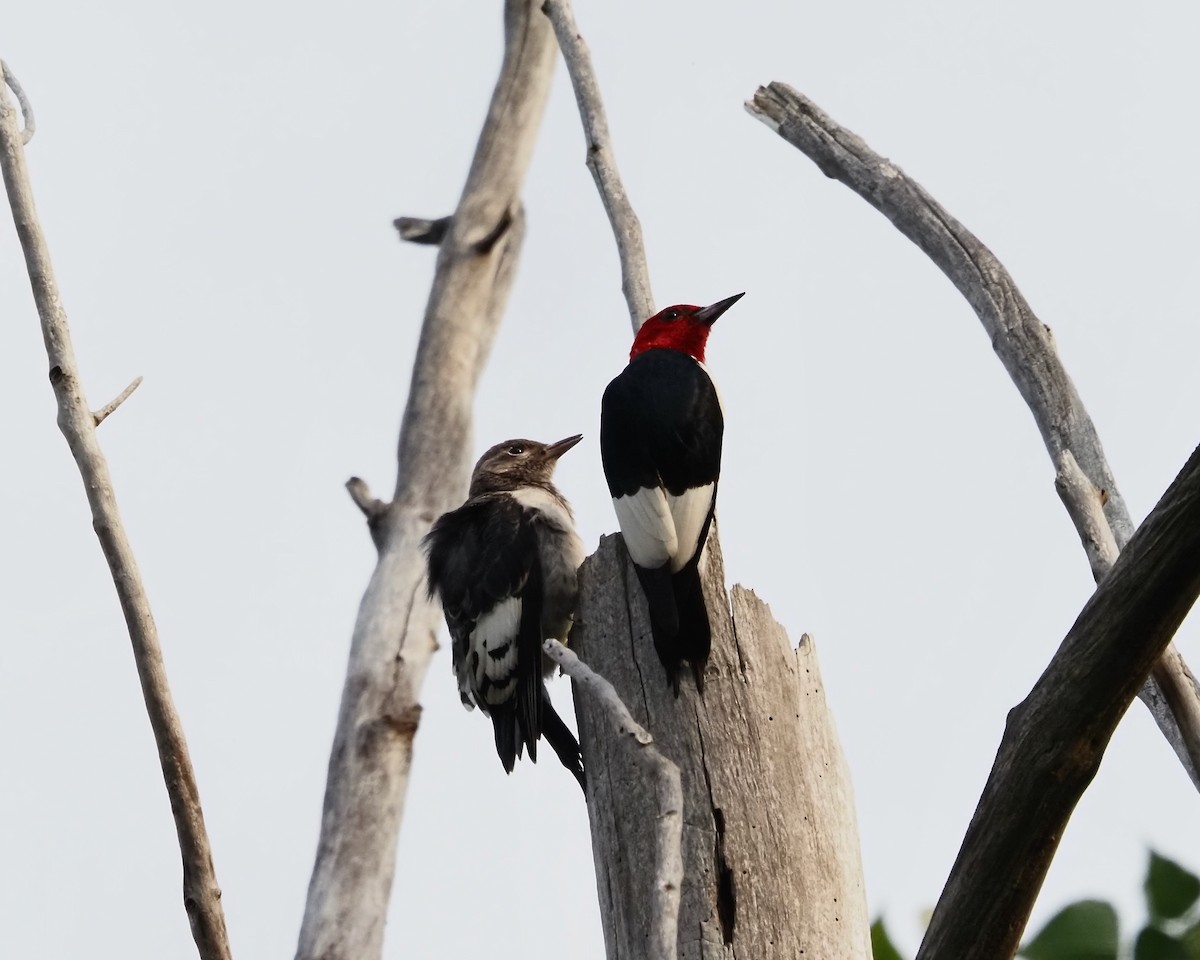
[[747, 80, 1200, 791]]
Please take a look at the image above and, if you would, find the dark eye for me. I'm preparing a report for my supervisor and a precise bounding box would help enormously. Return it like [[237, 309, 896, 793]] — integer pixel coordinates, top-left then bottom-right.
[[506, 444, 525, 456], [662, 309, 680, 321]]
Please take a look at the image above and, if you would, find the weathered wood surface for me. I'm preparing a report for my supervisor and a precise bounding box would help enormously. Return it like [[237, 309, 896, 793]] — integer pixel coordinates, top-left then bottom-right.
[[294, 4, 556, 959], [918, 441, 1200, 960], [573, 533, 869, 959], [747, 81, 1200, 791], [544, 638, 684, 960]]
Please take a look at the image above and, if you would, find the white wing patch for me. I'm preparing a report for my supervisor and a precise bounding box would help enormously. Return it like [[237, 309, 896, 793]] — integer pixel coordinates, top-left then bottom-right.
[[468, 596, 521, 706], [456, 663, 474, 712], [614, 488, 677, 568], [666, 483, 715, 572]]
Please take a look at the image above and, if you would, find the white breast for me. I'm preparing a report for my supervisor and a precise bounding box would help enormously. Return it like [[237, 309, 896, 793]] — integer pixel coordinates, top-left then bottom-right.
[[510, 486, 585, 641]]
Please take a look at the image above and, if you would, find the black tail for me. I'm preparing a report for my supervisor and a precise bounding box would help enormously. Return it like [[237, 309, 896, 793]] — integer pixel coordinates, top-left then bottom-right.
[[491, 665, 543, 774], [491, 707, 522, 774], [672, 561, 711, 693], [541, 689, 586, 791], [634, 559, 710, 695], [633, 562, 684, 694]]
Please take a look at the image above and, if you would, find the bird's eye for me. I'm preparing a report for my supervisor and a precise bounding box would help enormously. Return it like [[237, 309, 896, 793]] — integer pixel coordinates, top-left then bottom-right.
[[663, 309, 680, 322], [506, 444, 525, 456]]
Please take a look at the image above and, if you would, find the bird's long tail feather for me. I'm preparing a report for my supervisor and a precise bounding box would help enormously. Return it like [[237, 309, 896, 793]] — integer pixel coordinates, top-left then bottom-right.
[[491, 708, 522, 774], [633, 562, 685, 693], [672, 561, 711, 693], [541, 689, 586, 791]]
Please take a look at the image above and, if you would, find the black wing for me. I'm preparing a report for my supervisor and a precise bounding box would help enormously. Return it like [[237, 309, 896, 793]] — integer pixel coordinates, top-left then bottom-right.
[[600, 348, 724, 498], [423, 494, 544, 770]]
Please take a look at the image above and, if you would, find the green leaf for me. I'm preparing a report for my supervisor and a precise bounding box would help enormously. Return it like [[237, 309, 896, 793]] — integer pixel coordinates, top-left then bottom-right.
[[1180, 919, 1200, 958], [1020, 900, 1119, 960], [1146, 852, 1200, 922], [1134, 927, 1190, 960], [871, 918, 906, 960]]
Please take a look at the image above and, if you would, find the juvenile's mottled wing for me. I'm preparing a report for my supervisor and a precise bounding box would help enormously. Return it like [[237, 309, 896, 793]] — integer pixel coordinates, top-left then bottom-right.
[[424, 494, 544, 770]]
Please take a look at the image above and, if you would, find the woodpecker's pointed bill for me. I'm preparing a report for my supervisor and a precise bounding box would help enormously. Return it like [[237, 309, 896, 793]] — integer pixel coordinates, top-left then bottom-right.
[[600, 293, 744, 694], [424, 435, 586, 788]]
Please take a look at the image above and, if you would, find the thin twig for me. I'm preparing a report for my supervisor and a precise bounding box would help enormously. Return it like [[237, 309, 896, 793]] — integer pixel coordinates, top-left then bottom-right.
[[543, 639, 683, 960], [93, 375, 143, 426], [393, 215, 451, 245], [344, 477, 389, 552], [0, 66, 230, 960], [542, 0, 654, 330], [1, 60, 35, 143], [746, 81, 1200, 791], [345, 476, 388, 520], [543, 639, 656, 746]]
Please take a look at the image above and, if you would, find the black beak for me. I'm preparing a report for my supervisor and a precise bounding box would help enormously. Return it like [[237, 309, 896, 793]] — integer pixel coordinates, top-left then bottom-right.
[[545, 434, 584, 460], [694, 292, 745, 327]]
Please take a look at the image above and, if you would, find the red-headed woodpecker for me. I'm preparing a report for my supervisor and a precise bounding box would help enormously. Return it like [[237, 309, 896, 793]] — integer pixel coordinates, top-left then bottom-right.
[[600, 293, 744, 694], [424, 435, 586, 788]]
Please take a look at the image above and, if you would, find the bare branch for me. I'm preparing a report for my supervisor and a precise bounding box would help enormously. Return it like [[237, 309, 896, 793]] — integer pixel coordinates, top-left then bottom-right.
[[918, 441, 1200, 959], [393, 215, 451, 245], [345, 476, 388, 519], [1151, 649, 1200, 783], [747, 81, 1200, 791], [1, 60, 35, 143], [1055, 450, 1120, 580], [543, 639, 682, 960], [0, 61, 230, 960], [92, 375, 143, 426], [542, 639, 654, 746], [1056, 452, 1200, 776], [345, 477, 389, 552], [542, 0, 654, 329], [294, 4, 556, 958]]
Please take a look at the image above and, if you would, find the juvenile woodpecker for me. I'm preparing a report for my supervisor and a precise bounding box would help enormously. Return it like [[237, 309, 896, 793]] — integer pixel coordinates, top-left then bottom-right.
[[424, 435, 586, 788], [600, 293, 744, 693]]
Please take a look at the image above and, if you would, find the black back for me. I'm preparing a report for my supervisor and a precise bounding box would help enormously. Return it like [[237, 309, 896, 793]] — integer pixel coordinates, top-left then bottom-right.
[[600, 348, 724, 498]]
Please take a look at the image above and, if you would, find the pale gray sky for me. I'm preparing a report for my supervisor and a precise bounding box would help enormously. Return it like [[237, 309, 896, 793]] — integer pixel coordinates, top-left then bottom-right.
[[3, 1, 1199, 957]]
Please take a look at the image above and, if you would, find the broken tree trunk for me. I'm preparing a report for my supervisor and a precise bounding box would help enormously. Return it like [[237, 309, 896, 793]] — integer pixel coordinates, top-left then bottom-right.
[[572, 532, 870, 959]]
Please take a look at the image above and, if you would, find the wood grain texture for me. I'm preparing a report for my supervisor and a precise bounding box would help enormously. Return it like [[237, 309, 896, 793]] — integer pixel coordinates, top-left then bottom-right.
[[1, 62, 231, 960], [918, 441, 1200, 960], [294, 4, 556, 959], [544, 639, 684, 960], [747, 80, 1200, 792], [573, 533, 869, 959]]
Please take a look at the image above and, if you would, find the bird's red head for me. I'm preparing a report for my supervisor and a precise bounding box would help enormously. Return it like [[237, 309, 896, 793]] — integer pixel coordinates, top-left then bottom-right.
[[629, 293, 744, 363]]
